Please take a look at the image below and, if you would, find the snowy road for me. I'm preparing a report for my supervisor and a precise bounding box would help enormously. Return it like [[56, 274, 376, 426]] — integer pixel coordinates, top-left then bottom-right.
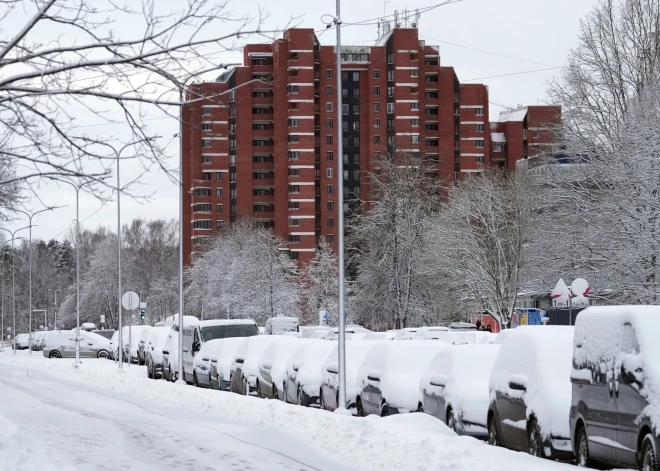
[[0, 363, 352, 471]]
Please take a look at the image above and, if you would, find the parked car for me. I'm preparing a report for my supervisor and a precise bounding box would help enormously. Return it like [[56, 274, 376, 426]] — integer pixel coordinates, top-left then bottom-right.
[[356, 340, 449, 417], [257, 337, 300, 400], [320, 340, 379, 413], [229, 336, 279, 395], [453, 332, 498, 345], [419, 344, 501, 437], [43, 330, 110, 359], [206, 338, 249, 390], [182, 319, 259, 383], [14, 333, 29, 350], [136, 326, 152, 365], [265, 317, 299, 335], [284, 339, 337, 406], [162, 315, 200, 381], [32, 331, 44, 350], [145, 326, 171, 379], [448, 322, 478, 331], [487, 326, 574, 460], [412, 326, 454, 341], [300, 326, 331, 339], [109, 331, 119, 360], [121, 325, 149, 364], [393, 328, 419, 340], [362, 332, 397, 340], [570, 306, 660, 470], [92, 329, 115, 340]]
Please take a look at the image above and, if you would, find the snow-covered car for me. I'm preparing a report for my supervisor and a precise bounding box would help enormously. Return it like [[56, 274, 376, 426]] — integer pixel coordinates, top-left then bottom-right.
[[362, 332, 397, 340], [43, 330, 110, 359], [393, 328, 419, 340], [320, 340, 379, 413], [92, 329, 115, 340], [191, 339, 223, 388], [145, 326, 171, 379], [412, 326, 453, 341], [299, 326, 331, 339], [487, 326, 574, 460], [448, 322, 477, 331], [14, 333, 29, 349], [121, 325, 149, 364], [356, 340, 450, 417], [229, 336, 280, 395], [570, 306, 660, 470], [206, 338, 248, 390], [256, 336, 300, 400], [265, 317, 299, 335], [453, 331, 498, 345], [182, 319, 259, 383], [162, 315, 200, 381], [136, 326, 152, 365], [283, 339, 337, 406], [109, 330, 119, 360], [31, 331, 45, 350], [419, 344, 501, 437]]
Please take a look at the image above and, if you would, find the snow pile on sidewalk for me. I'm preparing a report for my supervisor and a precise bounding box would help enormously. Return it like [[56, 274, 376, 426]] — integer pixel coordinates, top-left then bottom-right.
[[0, 353, 574, 471]]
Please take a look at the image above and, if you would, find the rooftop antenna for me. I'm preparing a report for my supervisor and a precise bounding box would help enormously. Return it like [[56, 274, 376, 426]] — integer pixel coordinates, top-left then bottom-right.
[[383, 0, 390, 17]]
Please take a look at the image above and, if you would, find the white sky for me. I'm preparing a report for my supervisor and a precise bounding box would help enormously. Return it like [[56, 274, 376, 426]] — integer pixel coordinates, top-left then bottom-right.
[[7, 0, 597, 241]]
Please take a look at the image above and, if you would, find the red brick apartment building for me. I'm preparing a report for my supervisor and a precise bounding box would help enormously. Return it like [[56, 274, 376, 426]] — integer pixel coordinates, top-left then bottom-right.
[[181, 25, 560, 265]]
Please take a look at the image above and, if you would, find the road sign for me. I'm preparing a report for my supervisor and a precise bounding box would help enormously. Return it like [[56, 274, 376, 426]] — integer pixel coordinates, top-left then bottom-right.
[[571, 278, 590, 297], [551, 278, 571, 300], [100, 314, 106, 324], [122, 291, 139, 310]]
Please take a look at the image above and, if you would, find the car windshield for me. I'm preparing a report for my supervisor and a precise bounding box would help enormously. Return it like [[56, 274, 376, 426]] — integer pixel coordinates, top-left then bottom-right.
[[201, 324, 258, 341]]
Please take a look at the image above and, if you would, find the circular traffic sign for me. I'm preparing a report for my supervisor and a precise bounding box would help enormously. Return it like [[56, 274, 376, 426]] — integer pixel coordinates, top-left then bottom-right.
[[122, 291, 140, 310]]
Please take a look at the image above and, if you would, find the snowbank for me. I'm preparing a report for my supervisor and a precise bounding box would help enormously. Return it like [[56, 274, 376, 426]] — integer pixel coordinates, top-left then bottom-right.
[[489, 326, 574, 438]]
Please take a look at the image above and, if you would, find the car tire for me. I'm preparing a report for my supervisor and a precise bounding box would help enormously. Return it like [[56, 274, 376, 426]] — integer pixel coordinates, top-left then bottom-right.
[[487, 414, 500, 447], [272, 384, 278, 400], [447, 407, 457, 432], [147, 363, 153, 379], [641, 433, 659, 471], [417, 403, 424, 413], [297, 386, 306, 407], [319, 389, 326, 410], [193, 372, 199, 388], [527, 418, 543, 458], [97, 350, 108, 359], [256, 380, 262, 398], [380, 402, 389, 417], [243, 377, 249, 396], [283, 382, 288, 403], [356, 397, 365, 417], [49, 351, 61, 359], [575, 425, 595, 468]]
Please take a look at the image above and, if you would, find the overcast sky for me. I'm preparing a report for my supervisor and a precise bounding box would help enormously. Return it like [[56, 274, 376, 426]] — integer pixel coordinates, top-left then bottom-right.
[[7, 0, 597, 242]]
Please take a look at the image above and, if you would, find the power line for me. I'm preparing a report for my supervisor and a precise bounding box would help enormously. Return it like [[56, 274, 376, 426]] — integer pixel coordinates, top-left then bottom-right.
[[462, 66, 561, 82]]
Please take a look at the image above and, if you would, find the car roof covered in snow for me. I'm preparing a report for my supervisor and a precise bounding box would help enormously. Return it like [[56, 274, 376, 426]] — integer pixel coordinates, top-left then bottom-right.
[[164, 314, 199, 327], [198, 319, 256, 328]]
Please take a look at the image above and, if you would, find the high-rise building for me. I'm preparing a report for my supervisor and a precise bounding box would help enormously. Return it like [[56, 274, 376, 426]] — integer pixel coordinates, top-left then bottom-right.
[[181, 24, 560, 265]]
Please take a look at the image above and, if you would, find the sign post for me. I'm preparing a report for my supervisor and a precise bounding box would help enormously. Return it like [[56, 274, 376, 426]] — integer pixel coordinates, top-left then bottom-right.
[[121, 291, 139, 369]]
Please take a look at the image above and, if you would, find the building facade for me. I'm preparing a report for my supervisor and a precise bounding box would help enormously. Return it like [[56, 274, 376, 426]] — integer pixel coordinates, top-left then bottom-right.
[[181, 26, 560, 265]]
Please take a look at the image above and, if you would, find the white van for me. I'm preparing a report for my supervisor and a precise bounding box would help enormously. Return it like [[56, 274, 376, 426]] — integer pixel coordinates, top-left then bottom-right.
[[265, 317, 299, 335], [181, 319, 259, 383]]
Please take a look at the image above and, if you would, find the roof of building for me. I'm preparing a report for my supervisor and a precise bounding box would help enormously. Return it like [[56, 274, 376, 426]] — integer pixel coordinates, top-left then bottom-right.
[[491, 132, 506, 143], [499, 107, 528, 122]]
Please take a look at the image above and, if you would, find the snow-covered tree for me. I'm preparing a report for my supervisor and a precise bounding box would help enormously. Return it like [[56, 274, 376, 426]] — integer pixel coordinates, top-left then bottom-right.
[[300, 238, 340, 326]]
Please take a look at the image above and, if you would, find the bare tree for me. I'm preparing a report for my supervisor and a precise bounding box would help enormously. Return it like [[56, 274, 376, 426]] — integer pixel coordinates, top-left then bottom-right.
[[429, 169, 536, 329], [300, 238, 340, 326], [350, 150, 441, 330], [0, 0, 282, 192]]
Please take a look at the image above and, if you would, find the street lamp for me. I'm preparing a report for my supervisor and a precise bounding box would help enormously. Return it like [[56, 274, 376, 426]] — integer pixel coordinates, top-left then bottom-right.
[[0, 236, 23, 352], [13, 207, 56, 353], [48, 178, 98, 368], [0, 227, 29, 354]]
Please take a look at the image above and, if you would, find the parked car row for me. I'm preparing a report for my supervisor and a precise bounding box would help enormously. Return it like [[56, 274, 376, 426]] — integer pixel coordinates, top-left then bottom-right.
[[41, 330, 111, 358]]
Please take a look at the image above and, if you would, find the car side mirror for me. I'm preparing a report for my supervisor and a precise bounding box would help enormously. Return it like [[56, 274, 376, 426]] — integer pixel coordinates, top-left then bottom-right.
[[430, 374, 448, 387], [262, 360, 273, 370], [367, 370, 381, 382], [292, 362, 300, 372], [192, 341, 200, 354], [509, 380, 527, 391]]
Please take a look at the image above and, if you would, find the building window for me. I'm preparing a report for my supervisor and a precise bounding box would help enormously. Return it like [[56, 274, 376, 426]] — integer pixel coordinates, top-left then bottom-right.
[[326, 135, 333, 145], [202, 154, 212, 164], [476, 124, 484, 132], [342, 88, 348, 98], [374, 135, 380, 144], [326, 102, 333, 112], [374, 119, 380, 128], [476, 155, 484, 164], [494, 143, 505, 152], [327, 168, 333, 178], [290, 102, 298, 110], [193, 188, 211, 197], [289, 218, 300, 227], [373, 86, 381, 97], [253, 155, 271, 163], [216, 172, 223, 181], [254, 172, 269, 179], [253, 204, 270, 212], [387, 103, 394, 114], [229, 139, 236, 150], [533, 130, 539, 138], [228, 90, 236, 101], [288, 135, 299, 143], [476, 140, 484, 148], [410, 69, 419, 77], [352, 72, 360, 81], [202, 106, 211, 115], [326, 234, 334, 243], [288, 151, 299, 160], [325, 85, 333, 95], [411, 135, 420, 144], [424, 75, 438, 83], [216, 204, 223, 213], [254, 188, 268, 196], [327, 218, 334, 227], [351, 121, 360, 131], [288, 168, 299, 177], [353, 104, 360, 115], [327, 185, 334, 194], [202, 122, 212, 132], [387, 119, 394, 130], [374, 69, 380, 79], [252, 123, 267, 130], [289, 234, 300, 243], [387, 70, 394, 81], [326, 118, 333, 128], [326, 69, 333, 79], [289, 118, 300, 127], [289, 185, 300, 194], [387, 53, 394, 64], [288, 85, 299, 94], [327, 151, 334, 161], [194, 203, 211, 213], [327, 201, 334, 210], [230, 187, 236, 197], [229, 108, 237, 118], [230, 123, 236, 133], [352, 89, 359, 98], [342, 104, 349, 115], [387, 87, 394, 97], [193, 220, 212, 229], [216, 188, 223, 197], [425, 91, 438, 99], [411, 118, 419, 127], [202, 139, 212, 148], [374, 102, 380, 112], [411, 102, 419, 110], [475, 107, 484, 116]]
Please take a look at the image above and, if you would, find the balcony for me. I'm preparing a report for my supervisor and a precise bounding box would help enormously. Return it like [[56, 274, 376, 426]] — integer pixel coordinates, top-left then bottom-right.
[[192, 179, 211, 187]]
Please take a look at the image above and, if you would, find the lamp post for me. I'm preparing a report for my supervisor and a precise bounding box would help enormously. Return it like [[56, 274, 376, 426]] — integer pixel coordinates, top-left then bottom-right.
[[0, 237, 23, 352], [48, 178, 97, 368], [0, 227, 29, 354], [14, 207, 55, 353]]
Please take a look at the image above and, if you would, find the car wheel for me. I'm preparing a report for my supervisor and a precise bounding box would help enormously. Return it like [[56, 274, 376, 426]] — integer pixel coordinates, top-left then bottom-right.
[[272, 384, 278, 400], [97, 350, 108, 359], [641, 433, 660, 471], [356, 397, 365, 417], [487, 415, 499, 447], [319, 389, 326, 410], [380, 402, 389, 417], [283, 382, 288, 403], [49, 351, 61, 359], [297, 386, 306, 407], [447, 408, 457, 432], [193, 372, 199, 388], [256, 380, 262, 398], [527, 418, 543, 457], [243, 377, 250, 396], [229, 375, 235, 393], [147, 363, 153, 379], [417, 403, 424, 413], [575, 425, 594, 468]]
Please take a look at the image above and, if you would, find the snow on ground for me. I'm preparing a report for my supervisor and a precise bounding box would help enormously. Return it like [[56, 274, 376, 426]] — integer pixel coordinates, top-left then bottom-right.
[[0, 350, 578, 471]]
